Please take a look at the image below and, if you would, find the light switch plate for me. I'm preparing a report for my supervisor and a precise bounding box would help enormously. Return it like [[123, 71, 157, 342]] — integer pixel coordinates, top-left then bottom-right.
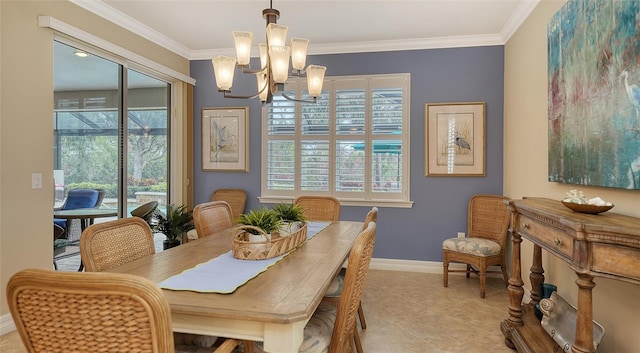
[[32, 173, 43, 189]]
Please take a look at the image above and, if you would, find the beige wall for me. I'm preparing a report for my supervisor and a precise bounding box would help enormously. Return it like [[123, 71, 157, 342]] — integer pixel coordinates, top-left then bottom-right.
[[0, 1, 189, 317], [504, 1, 640, 352]]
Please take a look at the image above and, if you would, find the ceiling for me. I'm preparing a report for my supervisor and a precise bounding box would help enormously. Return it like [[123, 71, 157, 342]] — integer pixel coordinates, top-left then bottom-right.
[[71, 0, 540, 60], [56, 0, 539, 91]]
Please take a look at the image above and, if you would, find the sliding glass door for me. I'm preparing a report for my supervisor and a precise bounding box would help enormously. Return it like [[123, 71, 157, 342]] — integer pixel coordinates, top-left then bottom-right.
[[53, 41, 169, 221]]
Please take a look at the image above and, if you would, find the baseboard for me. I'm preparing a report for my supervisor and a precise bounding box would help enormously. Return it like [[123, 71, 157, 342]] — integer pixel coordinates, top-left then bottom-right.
[[369, 257, 505, 277], [0, 257, 503, 336], [0, 314, 16, 336]]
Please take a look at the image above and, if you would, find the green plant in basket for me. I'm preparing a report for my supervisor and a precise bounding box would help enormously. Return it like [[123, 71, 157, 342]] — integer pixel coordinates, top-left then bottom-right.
[[273, 202, 307, 223], [236, 207, 283, 235]]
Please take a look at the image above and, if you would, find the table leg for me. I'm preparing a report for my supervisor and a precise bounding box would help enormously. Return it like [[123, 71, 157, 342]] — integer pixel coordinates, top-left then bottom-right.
[[530, 244, 544, 305], [507, 217, 524, 327], [572, 273, 596, 353]]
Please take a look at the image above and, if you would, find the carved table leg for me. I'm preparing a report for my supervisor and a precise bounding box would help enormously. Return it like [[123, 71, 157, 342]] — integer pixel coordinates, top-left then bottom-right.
[[530, 244, 544, 305], [572, 273, 596, 353], [507, 219, 524, 327]]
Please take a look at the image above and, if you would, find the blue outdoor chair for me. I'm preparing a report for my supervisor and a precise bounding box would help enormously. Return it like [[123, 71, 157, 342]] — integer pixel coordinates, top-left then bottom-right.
[[54, 188, 101, 241]]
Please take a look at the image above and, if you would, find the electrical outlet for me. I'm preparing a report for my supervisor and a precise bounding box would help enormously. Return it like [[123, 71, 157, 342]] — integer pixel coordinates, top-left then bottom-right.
[[32, 173, 43, 189], [457, 232, 465, 238]]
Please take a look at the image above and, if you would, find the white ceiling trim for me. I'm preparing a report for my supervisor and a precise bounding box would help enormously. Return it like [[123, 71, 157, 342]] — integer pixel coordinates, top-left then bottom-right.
[[70, 0, 539, 61], [499, 0, 541, 42], [189, 34, 506, 61], [38, 16, 196, 86], [69, 0, 192, 59]]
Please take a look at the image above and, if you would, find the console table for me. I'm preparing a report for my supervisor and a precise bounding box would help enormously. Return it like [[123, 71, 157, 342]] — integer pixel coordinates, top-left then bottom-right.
[[500, 197, 640, 353]]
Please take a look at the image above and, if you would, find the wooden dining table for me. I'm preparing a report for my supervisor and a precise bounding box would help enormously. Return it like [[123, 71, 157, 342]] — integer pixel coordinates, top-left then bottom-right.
[[109, 221, 363, 353]]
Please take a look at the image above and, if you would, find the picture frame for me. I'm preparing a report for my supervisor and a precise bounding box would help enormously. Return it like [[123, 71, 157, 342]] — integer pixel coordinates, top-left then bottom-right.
[[202, 107, 249, 172], [425, 102, 485, 176]]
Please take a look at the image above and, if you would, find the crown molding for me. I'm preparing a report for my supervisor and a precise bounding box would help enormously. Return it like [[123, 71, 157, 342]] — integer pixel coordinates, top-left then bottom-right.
[[500, 0, 541, 42], [71, 0, 538, 62], [189, 34, 505, 61], [69, 0, 192, 59]]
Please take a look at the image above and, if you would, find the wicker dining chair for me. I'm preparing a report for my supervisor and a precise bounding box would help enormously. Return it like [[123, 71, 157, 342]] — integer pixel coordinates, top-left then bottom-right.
[[6, 268, 242, 353], [322, 207, 378, 353], [80, 217, 156, 272], [442, 194, 511, 298], [193, 201, 234, 238], [211, 188, 247, 219], [256, 222, 376, 353], [294, 196, 341, 221]]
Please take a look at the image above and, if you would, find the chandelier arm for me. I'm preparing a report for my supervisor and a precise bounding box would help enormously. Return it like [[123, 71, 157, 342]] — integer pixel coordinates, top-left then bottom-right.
[[221, 90, 261, 100], [240, 64, 269, 75], [281, 92, 317, 104]]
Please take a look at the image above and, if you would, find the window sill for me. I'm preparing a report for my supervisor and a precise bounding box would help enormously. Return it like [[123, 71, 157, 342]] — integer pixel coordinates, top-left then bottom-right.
[[258, 196, 413, 208]]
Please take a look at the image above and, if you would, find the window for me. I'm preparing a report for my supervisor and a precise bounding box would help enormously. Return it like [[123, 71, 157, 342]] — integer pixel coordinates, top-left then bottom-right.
[[53, 40, 170, 217], [261, 74, 411, 207]]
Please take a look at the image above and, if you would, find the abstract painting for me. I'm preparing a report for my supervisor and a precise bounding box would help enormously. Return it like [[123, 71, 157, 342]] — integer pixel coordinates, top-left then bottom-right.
[[548, 0, 640, 189]]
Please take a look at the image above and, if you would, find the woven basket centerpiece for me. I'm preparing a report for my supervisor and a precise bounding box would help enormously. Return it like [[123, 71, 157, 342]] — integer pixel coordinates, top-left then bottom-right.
[[233, 223, 308, 260]]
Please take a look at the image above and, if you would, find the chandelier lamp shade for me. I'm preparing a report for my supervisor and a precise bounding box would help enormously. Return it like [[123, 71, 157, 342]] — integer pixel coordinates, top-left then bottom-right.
[[211, 1, 327, 104]]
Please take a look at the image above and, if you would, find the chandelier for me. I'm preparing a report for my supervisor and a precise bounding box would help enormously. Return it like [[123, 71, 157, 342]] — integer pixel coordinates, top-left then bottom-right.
[[211, 1, 326, 104]]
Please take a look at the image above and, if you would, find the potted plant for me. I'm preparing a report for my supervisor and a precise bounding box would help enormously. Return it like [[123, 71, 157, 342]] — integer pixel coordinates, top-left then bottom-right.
[[152, 204, 194, 250], [236, 207, 282, 243], [273, 202, 306, 235]]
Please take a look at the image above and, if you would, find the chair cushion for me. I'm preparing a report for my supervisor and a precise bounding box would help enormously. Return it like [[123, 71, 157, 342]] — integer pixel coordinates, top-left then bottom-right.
[[442, 237, 501, 256], [324, 267, 346, 297], [256, 303, 336, 353], [64, 189, 99, 210]]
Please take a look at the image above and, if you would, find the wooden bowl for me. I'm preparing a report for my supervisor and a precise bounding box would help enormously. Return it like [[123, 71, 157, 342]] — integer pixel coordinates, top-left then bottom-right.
[[561, 201, 614, 214]]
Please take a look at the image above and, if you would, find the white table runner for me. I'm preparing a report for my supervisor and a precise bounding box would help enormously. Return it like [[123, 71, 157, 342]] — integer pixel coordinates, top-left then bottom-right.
[[159, 221, 331, 293]]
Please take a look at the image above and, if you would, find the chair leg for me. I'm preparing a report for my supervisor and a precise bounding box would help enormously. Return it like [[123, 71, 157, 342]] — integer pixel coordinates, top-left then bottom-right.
[[353, 325, 364, 353], [479, 270, 486, 299], [500, 265, 509, 287], [466, 264, 471, 278], [357, 301, 366, 329], [443, 259, 449, 288]]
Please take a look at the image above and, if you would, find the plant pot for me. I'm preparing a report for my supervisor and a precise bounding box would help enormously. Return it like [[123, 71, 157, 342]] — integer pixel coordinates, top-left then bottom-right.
[[279, 221, 303, 236], [163, 238, 181, 250]]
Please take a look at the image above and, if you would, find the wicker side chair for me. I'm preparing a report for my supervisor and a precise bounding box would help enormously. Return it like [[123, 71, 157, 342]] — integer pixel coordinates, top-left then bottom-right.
[[322, 207, 378, 353], [442, 194, 511, 298], [211, 188, 247, 220], [193, 201, 234, 238], [80, 217, 156, 272], [256, 222, 376, 353], [294, 196, 341, 221], [6, 268, 242, 353]]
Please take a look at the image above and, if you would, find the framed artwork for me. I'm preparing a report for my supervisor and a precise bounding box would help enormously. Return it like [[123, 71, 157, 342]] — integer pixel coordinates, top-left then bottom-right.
[[548, 0, 640, 189], [425, 102, 485, 176], [202, 107, 249, 172]]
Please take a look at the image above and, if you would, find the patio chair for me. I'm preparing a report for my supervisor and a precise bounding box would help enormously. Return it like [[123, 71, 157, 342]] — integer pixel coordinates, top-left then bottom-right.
[[52, 224, 68, 270], [130, 200, 159, 228], [54, 188, 101, 242], [6, 268, 242, 353]]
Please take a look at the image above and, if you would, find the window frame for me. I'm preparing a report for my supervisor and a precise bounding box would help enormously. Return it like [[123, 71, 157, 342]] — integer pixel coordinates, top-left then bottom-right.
[[260, 73, 412, 208]]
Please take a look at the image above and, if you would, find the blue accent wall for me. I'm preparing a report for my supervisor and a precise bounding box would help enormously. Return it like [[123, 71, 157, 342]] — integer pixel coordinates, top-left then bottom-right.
[[190, 46, 504, 261]]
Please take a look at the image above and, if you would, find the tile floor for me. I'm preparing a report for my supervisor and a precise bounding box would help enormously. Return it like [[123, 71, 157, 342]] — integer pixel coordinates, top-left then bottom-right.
[[1, 266, 513, 353]]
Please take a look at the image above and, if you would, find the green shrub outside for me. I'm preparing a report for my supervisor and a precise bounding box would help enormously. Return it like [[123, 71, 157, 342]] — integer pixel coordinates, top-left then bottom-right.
[[66, 182, 167, 199]]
